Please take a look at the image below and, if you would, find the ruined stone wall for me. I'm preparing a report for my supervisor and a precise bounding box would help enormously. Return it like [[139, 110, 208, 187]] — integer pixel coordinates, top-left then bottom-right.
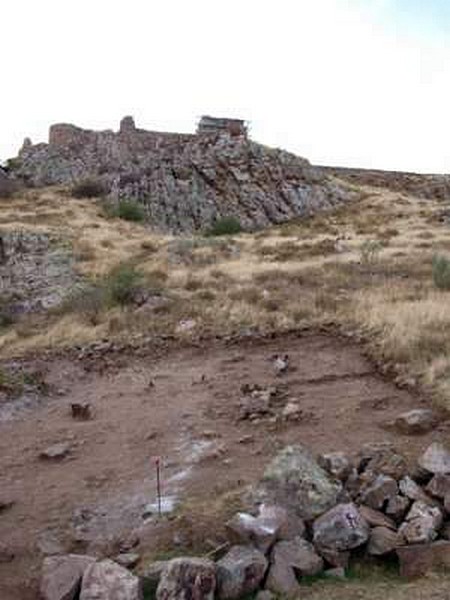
[[11, 117, 354, 233]]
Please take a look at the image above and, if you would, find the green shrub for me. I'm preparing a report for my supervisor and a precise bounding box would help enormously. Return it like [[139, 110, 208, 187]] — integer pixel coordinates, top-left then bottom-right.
[[205, 216, 242, 237], [106, 264, 143, 306], [71, 178, 106, 198], [432, 255, 450, 290], [115, 199, 145, 222], [103, 199, 145, 222]]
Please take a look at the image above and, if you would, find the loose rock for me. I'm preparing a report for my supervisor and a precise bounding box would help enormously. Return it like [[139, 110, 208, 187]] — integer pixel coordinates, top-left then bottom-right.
[[399, 501, 443, 544], [393, 409, 438, 435], [397, 540, 450, 578], [359, 474, 398, 510], [217, 546, 267, 600], [367, 527, 404, 556], [80, 559, 142, 599], [319, 452, 353, 482], [156, 557, 216, 600], [40, 443, 71, 461], [40, 554, 96, 600], [258, 445, 342, 520], [266, 538, 323, 598], [313, 503, 370, 553], [418, 442, 450, 475]]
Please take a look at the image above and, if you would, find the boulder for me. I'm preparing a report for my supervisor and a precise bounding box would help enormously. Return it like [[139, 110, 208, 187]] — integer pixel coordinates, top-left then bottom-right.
[[359, 474, 398, 510], [418, 442, 450, 475], [319, 452, 353, 481], [313, 503, 369, 553], [216, 546, 267, 599], [393, 409, 438, 435], [358, 505, 396, 530], [156, 557, 216, 600], [397, 541, 450, 578], [80, 559, 142, 600], [367, 527, 404, 556], [258, 445, 342, 520], [399, 501, 443, 544], [40, 554, 96, 600], [266, 538, 323, 598]]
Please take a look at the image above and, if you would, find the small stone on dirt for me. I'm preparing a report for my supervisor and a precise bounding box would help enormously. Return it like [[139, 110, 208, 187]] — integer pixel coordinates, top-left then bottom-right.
[[40, 443, 71, 461], [217, 545, 267, 600], [392, 409, 438, 435], [71, 402, 92, 421]]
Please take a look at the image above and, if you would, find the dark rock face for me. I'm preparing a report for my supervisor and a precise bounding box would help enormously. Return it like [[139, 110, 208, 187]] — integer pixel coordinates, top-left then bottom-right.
[[0, 167, 17, 198], [10, 118, 353, 233]]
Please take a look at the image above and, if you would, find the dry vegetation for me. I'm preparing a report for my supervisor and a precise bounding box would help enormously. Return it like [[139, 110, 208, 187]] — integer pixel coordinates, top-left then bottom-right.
[[2, 183, 450, 409]]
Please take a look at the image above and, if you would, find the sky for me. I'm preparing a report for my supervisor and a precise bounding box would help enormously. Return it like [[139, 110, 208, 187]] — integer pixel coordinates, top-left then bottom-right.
[[2, 0, 450, 172]]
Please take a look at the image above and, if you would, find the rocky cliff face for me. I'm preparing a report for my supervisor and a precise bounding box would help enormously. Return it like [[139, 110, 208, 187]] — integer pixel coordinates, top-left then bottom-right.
[[10, 117, 353, 233]]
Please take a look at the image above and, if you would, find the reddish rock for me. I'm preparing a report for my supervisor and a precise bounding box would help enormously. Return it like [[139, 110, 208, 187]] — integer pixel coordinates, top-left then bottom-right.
[[367, 527, 404, 556], [397, 541, 450, 578], [358, 505, 396, 530]]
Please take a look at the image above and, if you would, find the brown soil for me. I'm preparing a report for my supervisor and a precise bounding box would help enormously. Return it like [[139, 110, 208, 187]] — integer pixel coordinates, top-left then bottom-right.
[[0, 332, 447, 599]]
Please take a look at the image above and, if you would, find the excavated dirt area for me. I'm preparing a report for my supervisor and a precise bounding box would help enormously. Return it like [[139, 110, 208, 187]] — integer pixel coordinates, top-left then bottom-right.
[[0, 332, 447, 599]]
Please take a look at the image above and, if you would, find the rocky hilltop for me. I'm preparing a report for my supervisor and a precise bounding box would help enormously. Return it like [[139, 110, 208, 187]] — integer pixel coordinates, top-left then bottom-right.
[[8, 116, 352, 233]]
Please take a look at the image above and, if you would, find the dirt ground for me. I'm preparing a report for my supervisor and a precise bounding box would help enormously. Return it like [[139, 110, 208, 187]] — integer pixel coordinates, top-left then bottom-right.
[[0, 332, 448, 599]]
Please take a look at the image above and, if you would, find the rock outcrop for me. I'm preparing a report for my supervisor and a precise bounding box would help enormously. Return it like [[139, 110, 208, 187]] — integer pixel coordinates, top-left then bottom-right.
[[9, 117, 353, 233]]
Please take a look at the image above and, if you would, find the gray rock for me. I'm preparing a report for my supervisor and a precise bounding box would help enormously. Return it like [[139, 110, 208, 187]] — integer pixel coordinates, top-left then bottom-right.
[[217, 546, 267, 600], [115, 553, 140, 569], [399, 501, 443, 544], [418, 442, 450, 475], [80, 559, 142, 600], [359, 474, 398, 510], [266, 538, 323, 598], [40, 554, 96, 600], [156, 557, 216, 600], [258, 445, 342, 520], [358, 505, 396, 530], [367, 527, 404, 556], [226, 505, 304, 553], [358, 443, 408, 480], [313, 503, 369, 553], [393, 409, 438, 435], [426, 474, 450, 499], [397, 540, 450, 578], [385, 495, 410, 522], [319, 452, 353, 481], [399, 476, 436, 506], [40, 443, 71, 461]]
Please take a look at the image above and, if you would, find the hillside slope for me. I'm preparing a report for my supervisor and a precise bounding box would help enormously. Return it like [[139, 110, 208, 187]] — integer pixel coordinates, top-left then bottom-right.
[[8, 117, 352, 233]]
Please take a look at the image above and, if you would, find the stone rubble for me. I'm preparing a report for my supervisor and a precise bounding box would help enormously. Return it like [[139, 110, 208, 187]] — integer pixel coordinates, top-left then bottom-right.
[[37, 440, 450, 599]]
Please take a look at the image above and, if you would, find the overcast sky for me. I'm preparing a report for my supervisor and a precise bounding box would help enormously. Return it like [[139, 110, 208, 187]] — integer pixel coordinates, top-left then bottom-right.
[[2, 0, 450, 172]]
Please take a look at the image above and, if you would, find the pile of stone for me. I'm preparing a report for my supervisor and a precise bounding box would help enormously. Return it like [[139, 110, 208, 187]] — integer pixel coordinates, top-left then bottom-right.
[[40, 441, 450, 600]]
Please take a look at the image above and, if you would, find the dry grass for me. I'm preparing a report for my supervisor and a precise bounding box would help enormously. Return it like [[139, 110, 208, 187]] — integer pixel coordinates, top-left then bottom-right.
[[2, 184, 450, 410]]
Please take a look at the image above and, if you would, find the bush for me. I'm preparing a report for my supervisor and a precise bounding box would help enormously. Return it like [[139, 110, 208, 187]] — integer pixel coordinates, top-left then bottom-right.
[[432, 255, 450, 290], [106, 264, 143, 306], [65, 284, 107, 325], [103, 199, 145, 222], [71, 178, 106, 198], [205, 216, 242, 237]]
